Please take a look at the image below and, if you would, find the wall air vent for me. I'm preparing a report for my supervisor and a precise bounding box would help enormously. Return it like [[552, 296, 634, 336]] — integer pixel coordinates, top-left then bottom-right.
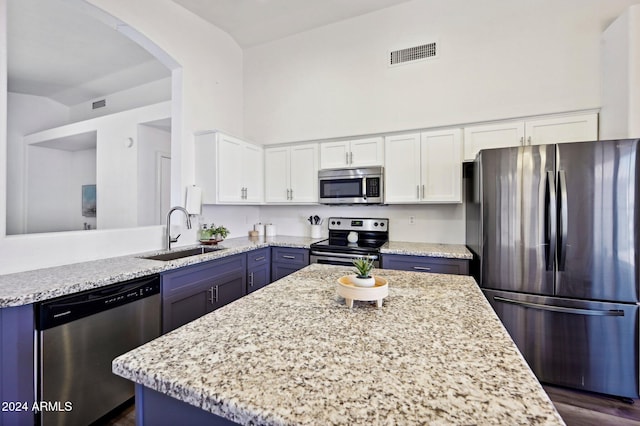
[[389, 41, 438, 67], [92, 99, 106, 109]]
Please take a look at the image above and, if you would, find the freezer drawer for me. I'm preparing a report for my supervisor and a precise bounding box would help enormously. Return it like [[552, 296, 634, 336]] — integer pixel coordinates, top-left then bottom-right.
[[483, 289, 639, 399]]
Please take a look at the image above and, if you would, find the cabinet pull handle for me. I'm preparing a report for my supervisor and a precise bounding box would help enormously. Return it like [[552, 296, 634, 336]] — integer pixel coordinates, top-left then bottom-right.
[[349, 151, 353, 164], [249, 272, 254, 287], [345, 152, 349, 165], [417, 185, 420, 199], [287, 189, 290, 200], [290, 188, 293, 200], [255, 256, 266, 261], [520, 136, 524, 145], [214, 285, 219, 302], [208, 286, 215, 304], [421, 184, 425, 199], [527, 136, 532, 145], [412, 266, 431, 271], [282, 255, 296, 259]]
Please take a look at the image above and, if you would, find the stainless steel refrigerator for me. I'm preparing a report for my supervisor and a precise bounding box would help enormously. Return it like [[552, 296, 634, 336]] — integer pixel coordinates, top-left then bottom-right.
[[465, 139, 639, 399]]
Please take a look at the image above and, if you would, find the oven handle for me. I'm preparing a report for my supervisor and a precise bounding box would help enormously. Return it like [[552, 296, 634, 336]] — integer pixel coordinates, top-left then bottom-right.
[[310, 251, 378, 260]]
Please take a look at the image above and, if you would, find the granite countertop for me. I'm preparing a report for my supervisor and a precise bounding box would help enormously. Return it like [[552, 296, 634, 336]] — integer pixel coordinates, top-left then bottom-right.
[[113, 264, 564, 425], [0, 236, 320, 308], [381, 241, 473, 259], [0, 237, 471, 308]]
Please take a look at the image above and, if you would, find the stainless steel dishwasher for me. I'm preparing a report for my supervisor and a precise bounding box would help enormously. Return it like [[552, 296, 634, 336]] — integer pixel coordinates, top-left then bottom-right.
[[37, 274, 161, 426]]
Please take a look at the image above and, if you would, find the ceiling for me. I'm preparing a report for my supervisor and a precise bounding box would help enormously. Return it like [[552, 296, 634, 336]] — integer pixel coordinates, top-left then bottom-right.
[[7, 0, 412, 107], [172, 0, 414, 47]]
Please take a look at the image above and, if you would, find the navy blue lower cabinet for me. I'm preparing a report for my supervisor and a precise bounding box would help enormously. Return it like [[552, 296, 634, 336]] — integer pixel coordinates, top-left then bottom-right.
[[136, 385, 237, 425], [246, 248, 271, 294], [161, 253, 246, 334], [381, 254, 470, 275], [270, 247, 309, 281], [0, 304, 36, 426]]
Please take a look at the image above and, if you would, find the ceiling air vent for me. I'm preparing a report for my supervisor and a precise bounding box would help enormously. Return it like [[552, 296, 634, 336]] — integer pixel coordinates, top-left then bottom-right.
[[389, 41, 438, 67], [92, 99, 106, 109]]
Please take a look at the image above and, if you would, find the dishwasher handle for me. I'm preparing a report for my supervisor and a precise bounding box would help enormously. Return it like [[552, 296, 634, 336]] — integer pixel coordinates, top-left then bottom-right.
[[38, 274, 160, 330]]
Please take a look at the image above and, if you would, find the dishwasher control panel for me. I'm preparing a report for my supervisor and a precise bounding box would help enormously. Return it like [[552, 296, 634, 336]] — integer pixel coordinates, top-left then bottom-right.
[[38, 274, 160, 330]]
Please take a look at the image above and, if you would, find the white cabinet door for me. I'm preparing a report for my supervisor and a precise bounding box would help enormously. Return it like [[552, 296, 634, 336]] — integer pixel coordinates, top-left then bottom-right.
[[264, 147, 290, 203], [290, 144, 318, 203], [349, 137, 384, 167], [320, 142, 349, 169], [421, 129, 462, 203], [384, 133, 422, 203], [525, 113, 598, 145], [243, 143, 264, 203], [217, 134, 244, 203], [463, 121, 525, 161]]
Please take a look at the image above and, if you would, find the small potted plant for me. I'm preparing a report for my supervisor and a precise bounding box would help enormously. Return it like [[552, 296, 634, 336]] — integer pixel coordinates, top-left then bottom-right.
[[351, 257, 376, 287], [212, 225, 230, 241]]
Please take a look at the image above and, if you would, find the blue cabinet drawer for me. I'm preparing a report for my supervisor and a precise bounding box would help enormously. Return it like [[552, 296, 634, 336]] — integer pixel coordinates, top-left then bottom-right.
[[247, 248, 270, 268], [271, 247, 309, 266], [381, 254, 469, 275]]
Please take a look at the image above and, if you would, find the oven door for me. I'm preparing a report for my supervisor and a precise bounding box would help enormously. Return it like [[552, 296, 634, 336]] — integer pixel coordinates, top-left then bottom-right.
[[310, 251, 380, 267], [319, 177, 365, 204]]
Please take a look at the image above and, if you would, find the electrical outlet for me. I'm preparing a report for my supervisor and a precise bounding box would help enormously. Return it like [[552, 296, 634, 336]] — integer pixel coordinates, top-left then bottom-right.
[[409, 216, 415, 225]]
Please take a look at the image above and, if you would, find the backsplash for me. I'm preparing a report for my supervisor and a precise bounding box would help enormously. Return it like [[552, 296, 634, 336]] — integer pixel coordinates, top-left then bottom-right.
[[200, 204, 465, 244]]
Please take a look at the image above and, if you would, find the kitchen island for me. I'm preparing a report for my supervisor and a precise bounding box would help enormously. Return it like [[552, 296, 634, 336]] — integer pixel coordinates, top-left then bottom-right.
[[113, 264, 564, 425]]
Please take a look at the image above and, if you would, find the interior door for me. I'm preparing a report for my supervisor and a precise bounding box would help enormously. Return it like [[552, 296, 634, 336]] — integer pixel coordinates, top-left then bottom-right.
[[480, 145, 555, 295], [555, 139, 640, 303]]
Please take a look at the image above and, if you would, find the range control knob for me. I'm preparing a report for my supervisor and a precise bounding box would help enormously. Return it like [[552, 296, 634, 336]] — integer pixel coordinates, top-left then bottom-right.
[[380, 222, 385, 227], [337, 221, 341, 225], [331, 221, 336, 225], [374, 222, 379, 227]]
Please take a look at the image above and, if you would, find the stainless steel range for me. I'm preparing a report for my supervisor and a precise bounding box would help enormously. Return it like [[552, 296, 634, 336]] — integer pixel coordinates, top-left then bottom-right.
[[310, 217, 389, 267]]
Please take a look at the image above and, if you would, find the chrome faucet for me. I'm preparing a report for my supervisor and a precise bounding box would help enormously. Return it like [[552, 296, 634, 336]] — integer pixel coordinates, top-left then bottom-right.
[[166, 206, 192, 250]]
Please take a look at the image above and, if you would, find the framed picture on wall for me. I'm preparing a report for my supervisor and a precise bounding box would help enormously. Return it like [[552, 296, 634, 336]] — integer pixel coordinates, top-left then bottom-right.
[[82, 185, 96, 217]]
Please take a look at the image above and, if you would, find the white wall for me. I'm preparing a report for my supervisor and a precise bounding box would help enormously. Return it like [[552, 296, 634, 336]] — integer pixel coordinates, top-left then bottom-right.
[[26, 145, 96, 233], [244, 0, 640, 144], [69, 76, 171, 123], [0, 0, 244, 274], [6, 93, 70, 234]]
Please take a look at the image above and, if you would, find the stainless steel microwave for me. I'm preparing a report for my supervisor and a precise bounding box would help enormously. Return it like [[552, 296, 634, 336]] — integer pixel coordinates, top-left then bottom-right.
[[318, 166, 384, 204]]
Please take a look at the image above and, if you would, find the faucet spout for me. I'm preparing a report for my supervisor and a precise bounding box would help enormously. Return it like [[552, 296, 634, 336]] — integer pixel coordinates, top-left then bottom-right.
[[166, 206, 192, 250]]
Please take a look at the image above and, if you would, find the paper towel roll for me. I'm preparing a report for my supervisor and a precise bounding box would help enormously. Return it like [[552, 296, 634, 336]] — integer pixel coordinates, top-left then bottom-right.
[[265, 223, 276, 236], [185, 185, 202, 215]]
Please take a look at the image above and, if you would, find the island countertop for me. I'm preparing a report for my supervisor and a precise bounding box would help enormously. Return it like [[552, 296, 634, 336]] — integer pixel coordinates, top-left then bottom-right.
[[113, 264, 564, 425]]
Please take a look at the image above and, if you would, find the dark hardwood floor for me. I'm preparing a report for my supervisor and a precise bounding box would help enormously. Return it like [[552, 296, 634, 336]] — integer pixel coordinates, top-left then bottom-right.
[[543, 384, 640, 426], [102, 385, 640, 425]]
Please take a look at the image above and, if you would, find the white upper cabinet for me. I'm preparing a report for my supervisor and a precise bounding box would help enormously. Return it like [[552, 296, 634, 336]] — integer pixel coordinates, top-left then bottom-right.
[[463, 113, 598, 161], [265, 143, 318, 204], [319, 137, 384, 169], [525, 114, 598, 146], [463, 121, 525, 161], [195, 132, 264, 204], [421, 129, 463, 203], [385, 129, 462, 204]]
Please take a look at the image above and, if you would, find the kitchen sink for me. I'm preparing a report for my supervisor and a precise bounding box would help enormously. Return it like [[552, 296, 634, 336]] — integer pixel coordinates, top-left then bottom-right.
[[141, 246, 225, 261]]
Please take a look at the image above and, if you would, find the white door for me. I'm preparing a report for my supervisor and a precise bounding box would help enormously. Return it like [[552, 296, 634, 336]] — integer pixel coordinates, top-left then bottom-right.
[[420, 129, 462, 203], [384, 133, 421, 203], [290, 144, 318, 203], [264, 147, 290, 203], [463, 121, 525, 161], [157, 152, 171, 224], [320, 141, 349, 169], [349, 137, 384, 167], [525, 113, 598, 145], [217, 135, 244, 202], [243, 143, 264, 203]]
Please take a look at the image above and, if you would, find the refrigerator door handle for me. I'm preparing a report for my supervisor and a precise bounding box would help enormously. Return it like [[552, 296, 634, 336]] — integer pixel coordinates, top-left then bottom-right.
[[493, 296, 625, 316], [546, 171, 557, 271], [558, 170, 568, 271]]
